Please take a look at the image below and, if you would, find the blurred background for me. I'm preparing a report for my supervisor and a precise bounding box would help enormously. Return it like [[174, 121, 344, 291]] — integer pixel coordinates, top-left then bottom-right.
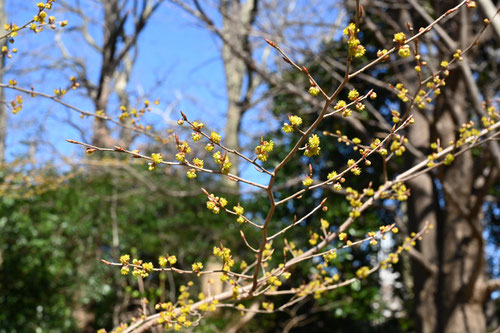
[[0, 0, 499, 332]]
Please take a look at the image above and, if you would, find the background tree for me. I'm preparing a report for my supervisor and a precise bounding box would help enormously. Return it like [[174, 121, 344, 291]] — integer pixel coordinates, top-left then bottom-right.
[[358, 2, 500, 332], [55, 0, 163, 148], [264, 1, 500, 331]]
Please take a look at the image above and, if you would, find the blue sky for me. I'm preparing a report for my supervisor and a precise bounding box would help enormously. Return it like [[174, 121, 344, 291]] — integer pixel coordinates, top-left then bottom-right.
[[4, 1, 227, 162], [3, 0, 342, 188]]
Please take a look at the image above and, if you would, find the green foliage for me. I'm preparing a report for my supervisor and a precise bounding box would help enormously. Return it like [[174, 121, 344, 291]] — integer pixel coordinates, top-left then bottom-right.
[[0, 165, 235, 331]]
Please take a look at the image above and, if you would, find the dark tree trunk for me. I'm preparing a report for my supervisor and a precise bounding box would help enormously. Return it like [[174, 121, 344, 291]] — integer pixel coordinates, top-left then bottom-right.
[[407, 111, 439, 333], [407, 3, 495, 331]]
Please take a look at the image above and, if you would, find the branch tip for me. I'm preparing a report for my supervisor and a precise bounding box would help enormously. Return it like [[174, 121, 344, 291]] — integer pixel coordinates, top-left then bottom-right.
[[264, 39, 275, 47]]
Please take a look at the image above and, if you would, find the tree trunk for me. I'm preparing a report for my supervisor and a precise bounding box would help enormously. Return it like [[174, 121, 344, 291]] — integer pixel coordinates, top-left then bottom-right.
[[404, 2, 494, 332], [435, 73, 486, 333], [116, 53, 135, 149], [91, 1, 120, 148], [89, 0, 159, 148], [92, 75, 114, 147], [407, 110, 439, 333], [220, 0, 258, 186], [409, 42, 488, 333]]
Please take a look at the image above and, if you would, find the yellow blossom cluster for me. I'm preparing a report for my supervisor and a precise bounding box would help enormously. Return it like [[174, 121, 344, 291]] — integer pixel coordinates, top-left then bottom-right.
[[304, 134, 321, 157], [213, 245, 235, 272], [343, 22, 366, 58], [282, 115, 303, 133], [255, 138, 274, 161], [205, 193, 228, 214]]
